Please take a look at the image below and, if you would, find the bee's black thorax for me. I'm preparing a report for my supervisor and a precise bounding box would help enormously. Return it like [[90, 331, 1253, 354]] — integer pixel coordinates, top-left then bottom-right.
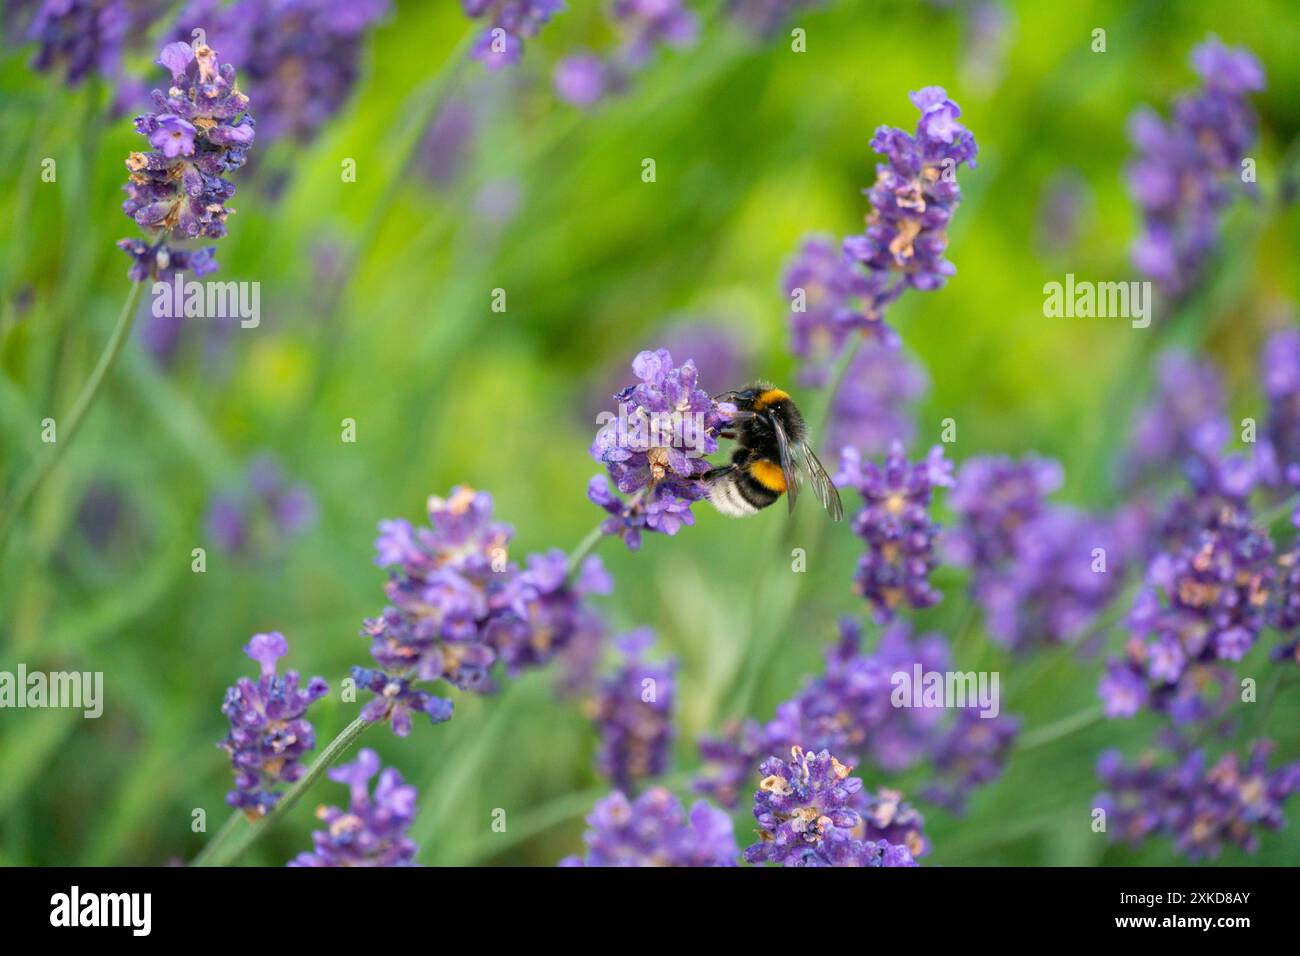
[[732, 384, 808, 455]]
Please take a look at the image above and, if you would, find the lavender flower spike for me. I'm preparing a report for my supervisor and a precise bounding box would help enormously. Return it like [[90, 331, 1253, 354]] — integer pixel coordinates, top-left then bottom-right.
[[589, 629, 676, 791], [786, 88, 977, 382], [1100, 494, 1274, 724], [219, 632, 328, 817], [589, 349, 736, 547], [1096, 740, 1300, 860], [289, 749, 419, 867], [118, 41, 255, 281], [560, 788, 738, 867], [553, 0, 696, 107], [835, 443, 954, 621], [785, 234, 897, 383], [1127, 36, 1264, 296], [463, 0, 564, 70], [744, 746, 918, 867], [25, 0, 165, 88], [1258, 328, 1300, 486], [170, 0, 390, 146], [843, 86, 978, 295], [358, 486, 510, 734]]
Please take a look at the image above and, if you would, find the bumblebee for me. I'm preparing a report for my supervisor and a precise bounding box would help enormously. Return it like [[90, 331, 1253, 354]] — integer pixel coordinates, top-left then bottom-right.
[[702, 384, 843, 521]]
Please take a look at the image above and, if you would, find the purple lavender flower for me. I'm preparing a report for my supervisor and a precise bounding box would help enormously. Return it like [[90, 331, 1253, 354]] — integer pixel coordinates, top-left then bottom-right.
[[560, 788, 738, 866], [554, 607, 608, 698], [825, 342, 927, 456], [419, 98, 476, 187], [118, 42, 255, 281], [148, 114, 197, 158], [220, 632, 328, 817], [613, 0, 697, 68], [1098, 653, 1150, 719], [1102, 496, 1275, 723], [171, 0, 390, 145], [75, 481, 128, 552], [726, 0, 824, 36], [1096, 740, 1300, 859], [744, 747, 917, 867], [588, 629, 676, 791], [1127, 36, 1264, 297], [204, 454, 317, 556], [116, 238, 217, 284], [976, 506, 1132, 651], [945, 454, 1062, 568], [584, 323, 752, 426], [24, 0, 164, 87], [352, 667, 455, 738], [358, 487, 511, 732], [851, 787, 930, 860], [843, 87, 978, 295], [696, 618, 951, 806], [785, 234, 897, 384], [1036, 168, 1092, 257], [551, 0, 696, 106], [1258, 329, 1300, 486], [956, 0, 1011, 93], [1271, 544, 1300, 660], [463, 0, 563, 70], [944, 453, 1132, 650], [787, 89, 977, 382], [922, 709, 1020, 813], [835, 443, 953, 621], [1137, 502, 1273, 664], [485, 549, 612, 675], [1122, 350, 1229, 487], [288, 749, 419, 866], [553, 53, 609, 107], [589, 349, 735, 547], [362, 485, 612, 731]]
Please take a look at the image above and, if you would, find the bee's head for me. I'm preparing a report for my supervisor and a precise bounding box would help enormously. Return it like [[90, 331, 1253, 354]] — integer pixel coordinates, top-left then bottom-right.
[[714, 384, 789, 412], [714, 386, 759, 409]]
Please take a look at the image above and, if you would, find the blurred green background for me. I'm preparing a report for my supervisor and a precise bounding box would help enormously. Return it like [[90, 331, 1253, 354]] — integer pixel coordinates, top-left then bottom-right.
[[1, 0, 1298, 866]]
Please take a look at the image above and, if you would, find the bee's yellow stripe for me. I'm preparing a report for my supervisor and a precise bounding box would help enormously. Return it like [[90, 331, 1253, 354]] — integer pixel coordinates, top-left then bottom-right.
[[750, 459, 787, 492], [753, 388, 789, 411]]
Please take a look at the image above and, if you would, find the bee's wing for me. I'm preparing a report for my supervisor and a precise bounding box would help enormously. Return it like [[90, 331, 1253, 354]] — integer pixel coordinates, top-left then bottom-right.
[[769, 412, 801, 514], [797, 441, 844, 522]]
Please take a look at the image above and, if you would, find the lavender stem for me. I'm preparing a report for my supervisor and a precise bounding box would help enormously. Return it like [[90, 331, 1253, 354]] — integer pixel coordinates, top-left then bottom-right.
[[194, 715, 372, 867], [0, 280, 143, 552]]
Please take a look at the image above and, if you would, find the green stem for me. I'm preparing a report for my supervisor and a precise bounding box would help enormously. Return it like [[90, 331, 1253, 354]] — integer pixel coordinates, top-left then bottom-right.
[[0, 280, 143, 552], [188, 805, 245, 868], [1015, 706, 1104, 753], [1259, 492, 1299, 527], [294, 26, 476, 414], [195, 715, 372, 868], [566, 487, 647, 580], [566, 522, 608, 580], [453, 771, 695, 866]]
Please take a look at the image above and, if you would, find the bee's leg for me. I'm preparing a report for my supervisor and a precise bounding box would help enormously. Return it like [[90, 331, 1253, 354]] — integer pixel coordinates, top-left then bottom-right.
[[696, 447, 748, 482]]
